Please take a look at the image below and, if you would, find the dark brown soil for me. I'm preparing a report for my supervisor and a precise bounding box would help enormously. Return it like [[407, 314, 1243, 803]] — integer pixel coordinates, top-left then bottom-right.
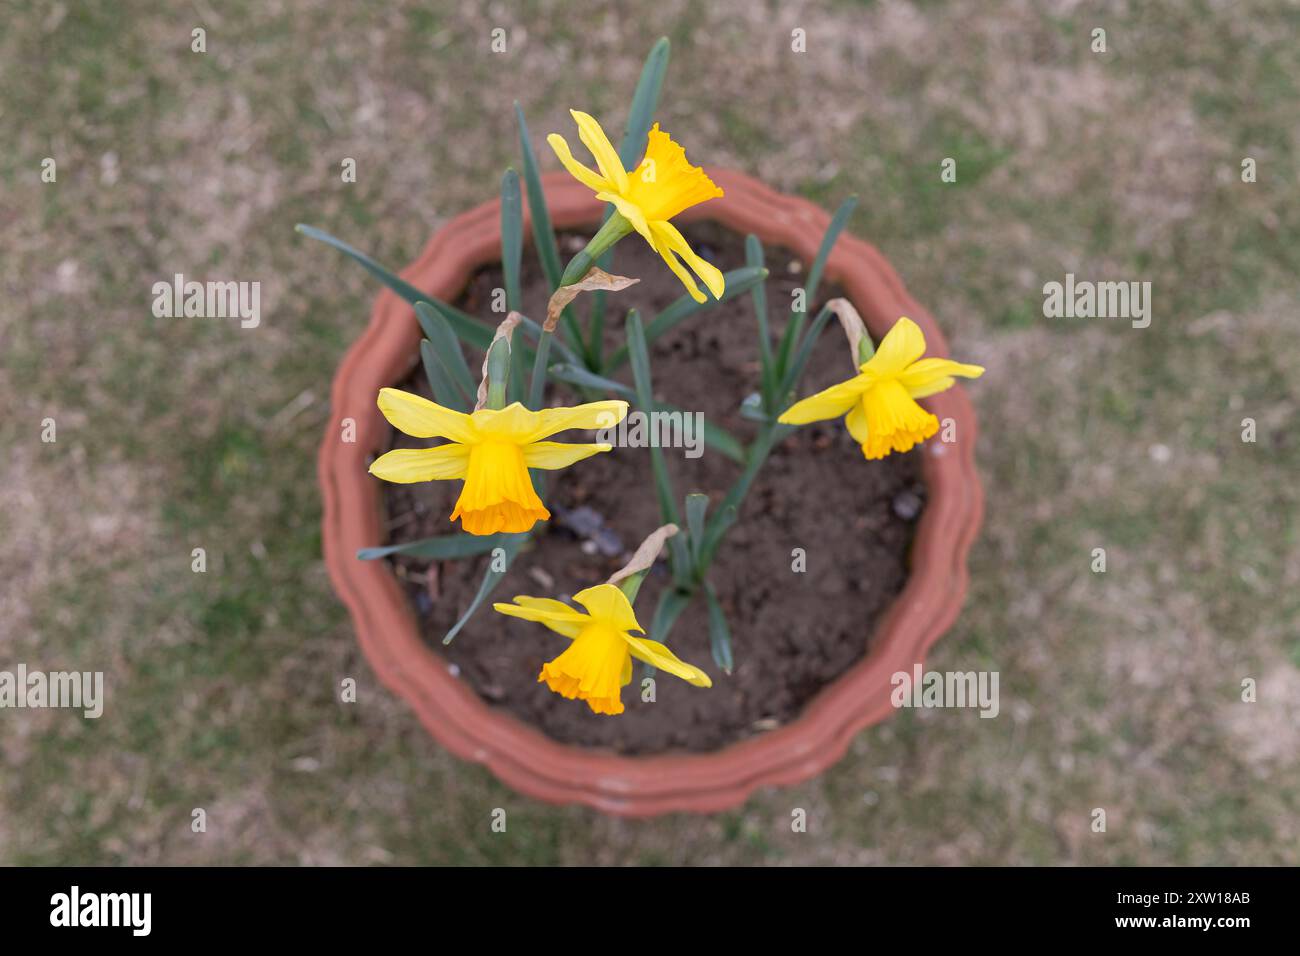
[[379, 222, 924, 755]]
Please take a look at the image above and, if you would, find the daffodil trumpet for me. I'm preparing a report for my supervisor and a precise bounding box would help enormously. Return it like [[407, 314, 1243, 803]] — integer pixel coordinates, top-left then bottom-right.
[[778, 315, 985, 460], [493, 525, 711, 715], [549, 110, 725, 304]]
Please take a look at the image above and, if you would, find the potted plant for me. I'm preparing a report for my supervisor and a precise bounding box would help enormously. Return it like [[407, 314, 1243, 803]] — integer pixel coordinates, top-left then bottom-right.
[[307, 38, 983, 815]]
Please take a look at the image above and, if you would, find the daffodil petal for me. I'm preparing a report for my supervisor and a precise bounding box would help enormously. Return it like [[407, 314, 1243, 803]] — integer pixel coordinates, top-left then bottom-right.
[[867, 317, 927, 377], [521, 441, 612, 470], [570, 110, 628, 194], [597, 192, 655, 246], [377, 387, 476, 442], [777, 377, 868, 425], [368, 444, 470, 483], [844, 401, 870, 445], [494, 596, 588, 639], [653, 220, 725, 300], [547, 133, 611, 194], [622, 635, 712, 687], [648, 228, 706, 303], [572, 583, 643, 634], [469, 402, 536, 440], [525, 400, 628, 442], [897, 357, 985, 398]]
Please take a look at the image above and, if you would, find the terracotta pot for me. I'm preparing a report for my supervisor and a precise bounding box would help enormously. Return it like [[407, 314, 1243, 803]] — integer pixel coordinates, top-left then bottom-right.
[[319, 170, 982, 816]]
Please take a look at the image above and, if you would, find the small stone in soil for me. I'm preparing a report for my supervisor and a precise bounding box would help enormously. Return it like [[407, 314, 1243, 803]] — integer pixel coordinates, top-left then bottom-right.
[[892, 488, 924, 521], [553, 504, 624, 556]]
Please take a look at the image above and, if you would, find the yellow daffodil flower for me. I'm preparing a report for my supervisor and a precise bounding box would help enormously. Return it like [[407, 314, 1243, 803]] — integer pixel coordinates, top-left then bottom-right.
[[494, 583, 711, 715], [778, 317, 984, 460], [548, 110, 725, 304], [369, 388, 628, 535]]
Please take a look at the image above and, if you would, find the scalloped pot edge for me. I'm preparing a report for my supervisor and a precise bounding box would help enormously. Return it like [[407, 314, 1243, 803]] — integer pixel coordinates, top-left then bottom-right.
[[318, 170, 983, 816]]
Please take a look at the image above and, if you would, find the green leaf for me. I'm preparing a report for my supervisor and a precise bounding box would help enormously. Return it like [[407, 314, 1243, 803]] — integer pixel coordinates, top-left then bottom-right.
[[776, 195, 857, 377], [357, 533, 507, 562], [414, 302, 476, 403], [500, 170, 527, 404], [420, 339, 469, 412], [443, 534, 526, 644], [513, 312, 582, 369], [419, 296, 495, 352], [804, 195, 858, 314], [546, 362, 634, 397], [607, 265, 769, 370], [746, 235, 775, 409], [693, 417, 746, 464], [778, 304, 835, 401], [649, 586, 692, 645], [685, 493, 708, 570], [619, 37, 671, 170], [501, 169, 524, 311], [515, 104, 563, 290], [703, 582, 734, 675], [295, 224, 494, 349], [517, 103, 587, 357], [626, 310, 681, 525], [527, 328, 553, 410]]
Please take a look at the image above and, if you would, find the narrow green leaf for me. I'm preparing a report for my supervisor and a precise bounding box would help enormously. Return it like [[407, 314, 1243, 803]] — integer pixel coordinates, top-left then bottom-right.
[[514, 312, 581, 368], [626, 310, 681, 525], [501, 170, 527, 404], [746, 235, 775, 409], [358, 533, 507, 562], [804, 195, 858, 314], [515, 104, 563, 290], [546, 362, 634, 397], [517, 104, 587, 357], [587, 294, 606, 372], [778, 304, 835, 401], [650, 586, 692, 645], [414, 302, 476, 403], [443, 534, 526, 644], [776, 195, 857, 377], [527, 328, 553, 410], [703, 582, 734, 675], [685, 493, 708, 570], [420, 339, 468, 412], [296, 223, 494, 349], [419, 296, 495, 351], [501, 169, 524, 311], [619, 37, 671, 169], [607, 265, 769, 370], [694, 417, 746, 464]]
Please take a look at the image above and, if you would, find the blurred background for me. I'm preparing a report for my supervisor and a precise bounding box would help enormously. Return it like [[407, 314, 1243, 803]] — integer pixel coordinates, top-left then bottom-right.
[[2, 0, 1297, 864]]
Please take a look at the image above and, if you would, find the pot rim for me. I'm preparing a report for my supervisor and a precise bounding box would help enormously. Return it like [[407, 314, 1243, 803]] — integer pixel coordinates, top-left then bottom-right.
[[318, 170, 983, 816]]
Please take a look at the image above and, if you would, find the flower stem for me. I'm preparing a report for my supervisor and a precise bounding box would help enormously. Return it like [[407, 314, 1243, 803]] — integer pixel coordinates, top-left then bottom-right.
[[559, 212, 633, 286]]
